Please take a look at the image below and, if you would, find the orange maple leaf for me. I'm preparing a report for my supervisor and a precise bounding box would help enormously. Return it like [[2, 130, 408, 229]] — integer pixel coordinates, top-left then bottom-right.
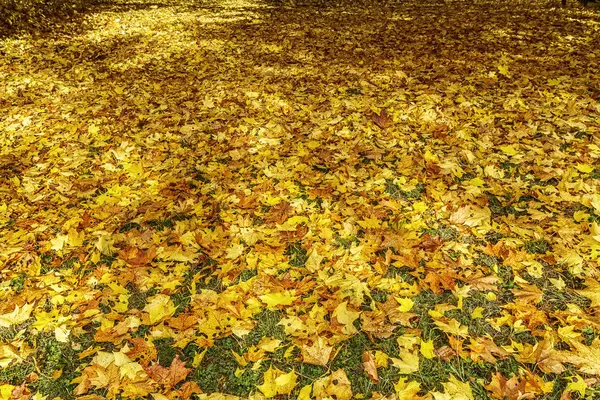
[[145, 355, 190, 388]]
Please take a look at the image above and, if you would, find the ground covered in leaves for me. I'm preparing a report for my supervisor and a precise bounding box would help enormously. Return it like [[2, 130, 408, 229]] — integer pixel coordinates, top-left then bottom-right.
[[1, 0, 600, 398]]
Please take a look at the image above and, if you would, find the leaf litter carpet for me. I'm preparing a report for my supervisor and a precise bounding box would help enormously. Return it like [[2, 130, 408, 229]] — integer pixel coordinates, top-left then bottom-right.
[[1, 0, 600, 398]]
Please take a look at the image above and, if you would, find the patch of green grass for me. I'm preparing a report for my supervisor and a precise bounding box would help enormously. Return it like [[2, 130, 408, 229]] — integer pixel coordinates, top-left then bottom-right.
[[499, 161, 519, 178], [384, 265, 417, 284], [119, 221, 141, 233], [370, 289, 388, 303], [128, 292, 148, 310], [40, 253, 55, 274], [583, 326, 595, 346], [411, 289, 456, 315], [193, 171, 210, 184], [154, 338, 177, 366], [60, 257, 77, 269], [329, 333, 374, 397], [244, 310, 286, 346], [37, 334, 76, 374], [471, 379, 492, 400], [542, 376, 567, 400], [0, 361, 35, 385], [415, 358, 451, 392], [285, 242, 308, 268], [125, 288, 156, 313], [0, 326, 21, 343], [26, 334, 79, 399], [474, 254, 498, 269], [171, 288, 192, 314], [199, 276, 224, 292], [542, 288, 590, 312], [385, 181, 425, 200], [513, 331, 538, 346], [497, 264, 516, 289], [132, 324, 151, 338], [524, 239, 551, 254], [146, 218, 174, 231], [223, 368, 262, 395], [96, 254, 117, 267], [236, 268, 258, 283], [484, 231, 505, 245], [487, 194, 525, 218], [8, 273, 26, 293], [335, 235, 359, 249], [412, 290, 456, 338], [35, 375, 75, 400], [436, 225, 459, 242], [462, 291, 502, 319], [191, 336, 243, 394]]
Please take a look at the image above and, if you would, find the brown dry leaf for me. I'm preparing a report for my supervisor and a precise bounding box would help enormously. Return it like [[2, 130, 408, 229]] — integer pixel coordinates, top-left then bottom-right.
[[126, 338, 158, 367], [485, 373, 533, 400], [178, 381, 202, 399], [145, 355, 190, 388], [370, 109, 393, 129], [362, 351, 379, 384]]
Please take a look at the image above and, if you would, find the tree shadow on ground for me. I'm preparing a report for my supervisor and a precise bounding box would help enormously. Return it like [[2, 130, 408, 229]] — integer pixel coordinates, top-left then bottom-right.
[[1, 0, 599, 236]]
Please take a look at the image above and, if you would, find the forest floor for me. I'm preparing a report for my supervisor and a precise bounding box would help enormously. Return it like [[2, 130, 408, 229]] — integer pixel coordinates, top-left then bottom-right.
[[1, 0, 600, 399]]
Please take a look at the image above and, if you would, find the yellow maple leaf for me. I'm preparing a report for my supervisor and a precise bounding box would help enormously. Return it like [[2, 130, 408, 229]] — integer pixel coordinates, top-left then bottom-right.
[[467, 177, 485, 187], [67, 228, 85, 247], [257, 366, 297, 398], [497, 64, 509, 76], [412, 201, 428, 212], [432, 375, 474, 400], [471, 307, 485, 319], [390, 351, 419, 374], [576, 279, 600, 307], [277, 216, 309, 231], [305, 248, 323, 272], [420, 339, 435, 359], [258, 338, 282, 353], [576, 164, 594, 173], [143, 294, 176, 325], [435, 319, 469, 337], [274, 370, 298, 395], [395, 297, 414, 312], [313, 369, 352, 400], [357, 216, 381, 229], [50, 234, 68, 251], [464, 206, 491, 227], [566, 375, 586, 396], [332, 301, 360, 335], [88, 124, 100, 135], [394, 377, 424, 400], [226, 243, 245, 259], [0, 384, 15, 400], [259, 291, 297, 309], [499, 145, 518, 156], [0, 303, 33, 328], [297, 384, 312, 400]]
